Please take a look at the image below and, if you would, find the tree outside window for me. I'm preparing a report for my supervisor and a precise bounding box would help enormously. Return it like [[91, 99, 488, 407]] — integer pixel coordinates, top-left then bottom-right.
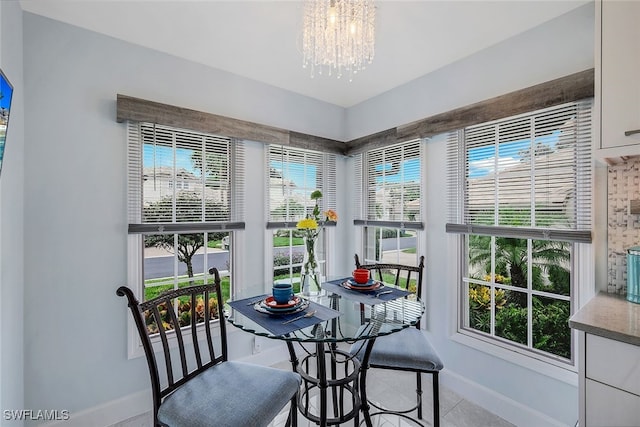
[[448, 100, 592, 363]]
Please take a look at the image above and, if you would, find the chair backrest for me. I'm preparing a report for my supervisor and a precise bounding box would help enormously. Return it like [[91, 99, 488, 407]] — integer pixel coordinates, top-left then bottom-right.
[[355, 254, 425, 326], [116, 268, 227, 424]]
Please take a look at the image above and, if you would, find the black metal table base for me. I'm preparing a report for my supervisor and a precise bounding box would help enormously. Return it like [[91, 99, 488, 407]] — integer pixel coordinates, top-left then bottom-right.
[[287, 342, 361, 426]]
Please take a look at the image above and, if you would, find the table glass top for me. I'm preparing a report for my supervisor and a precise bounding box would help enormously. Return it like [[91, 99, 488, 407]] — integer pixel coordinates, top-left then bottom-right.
[[224, 277, 425, 343]]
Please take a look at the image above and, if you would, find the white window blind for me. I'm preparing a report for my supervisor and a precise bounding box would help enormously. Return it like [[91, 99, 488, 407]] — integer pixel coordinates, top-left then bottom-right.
[[128, 122, 245, 233], [446, 100, 592, 242], [354, 139, 423, 229], [267, 145, 336, 228]]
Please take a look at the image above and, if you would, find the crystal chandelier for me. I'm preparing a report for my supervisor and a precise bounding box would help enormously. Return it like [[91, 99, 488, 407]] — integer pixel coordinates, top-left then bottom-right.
[[302, 0, 376, 81]]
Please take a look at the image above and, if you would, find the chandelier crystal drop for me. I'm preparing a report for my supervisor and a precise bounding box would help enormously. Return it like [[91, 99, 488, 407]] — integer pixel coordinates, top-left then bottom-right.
[[302, 0, 375, 81]]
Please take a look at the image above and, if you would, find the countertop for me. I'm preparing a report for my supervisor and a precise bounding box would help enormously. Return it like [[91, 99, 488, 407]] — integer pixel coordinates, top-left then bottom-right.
[[569, 292, 640, 346]]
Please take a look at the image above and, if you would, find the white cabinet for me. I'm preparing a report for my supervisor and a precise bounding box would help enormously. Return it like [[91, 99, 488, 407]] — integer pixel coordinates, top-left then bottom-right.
[[585, 380, 640, 427], [600, 0, 640, 151], [578, 333, 640, 426], [570, 294, 640, 426]]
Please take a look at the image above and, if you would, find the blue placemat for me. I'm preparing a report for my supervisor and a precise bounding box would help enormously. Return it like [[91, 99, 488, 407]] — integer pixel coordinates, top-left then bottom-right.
[[322, 278, 411, 305], [227, 294, 341, 336]]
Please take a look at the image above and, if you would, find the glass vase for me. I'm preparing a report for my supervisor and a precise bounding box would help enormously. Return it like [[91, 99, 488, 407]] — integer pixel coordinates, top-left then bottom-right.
[[301, 235, 322, 296]]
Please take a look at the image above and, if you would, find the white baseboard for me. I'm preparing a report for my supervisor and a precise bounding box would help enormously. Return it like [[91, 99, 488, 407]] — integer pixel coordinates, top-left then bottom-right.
[[441, 369, 570, 427], [40, 389, 151, 427]]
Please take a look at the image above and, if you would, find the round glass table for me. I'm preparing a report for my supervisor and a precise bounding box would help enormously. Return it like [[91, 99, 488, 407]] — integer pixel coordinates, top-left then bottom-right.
[[225, 278, 425, 427]]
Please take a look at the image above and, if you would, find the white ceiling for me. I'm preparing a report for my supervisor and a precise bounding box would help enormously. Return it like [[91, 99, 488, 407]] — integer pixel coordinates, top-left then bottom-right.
[[19, 0, 590, 108]]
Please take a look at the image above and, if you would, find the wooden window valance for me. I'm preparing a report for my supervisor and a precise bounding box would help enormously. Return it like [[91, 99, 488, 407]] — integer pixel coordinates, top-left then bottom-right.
[[116, 68, 593, 156], [116, 94, 347, 155]]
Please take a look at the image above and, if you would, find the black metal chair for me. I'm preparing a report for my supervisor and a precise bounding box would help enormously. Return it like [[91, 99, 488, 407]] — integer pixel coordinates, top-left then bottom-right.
[[350, 254, 443, 427], [117, 268, 301, 427]]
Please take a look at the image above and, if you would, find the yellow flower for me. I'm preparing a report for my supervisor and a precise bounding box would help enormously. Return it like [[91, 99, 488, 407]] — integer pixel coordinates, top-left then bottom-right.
[[483, 273, 506, 284], [324, 209, 338, 222], [296, 218, 318, 230]]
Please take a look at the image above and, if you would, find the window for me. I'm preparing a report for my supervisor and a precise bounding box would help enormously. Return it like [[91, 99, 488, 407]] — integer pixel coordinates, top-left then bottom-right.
[[267, 145, 336, 288], [446, 100, 592, 363], [168, 179, 189, 190], [127, 122, 245, 311], [354, 139, 424, 266]]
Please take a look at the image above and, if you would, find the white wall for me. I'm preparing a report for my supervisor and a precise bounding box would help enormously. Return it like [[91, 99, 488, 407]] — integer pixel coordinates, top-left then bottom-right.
[[21, 11, 346, 421], [346, 2, 595, 141], [19, 3, 595, 426], [0, 0, 25, 424]]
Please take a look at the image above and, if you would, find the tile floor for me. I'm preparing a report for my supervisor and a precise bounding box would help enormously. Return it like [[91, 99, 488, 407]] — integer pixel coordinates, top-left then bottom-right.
[[268, 358, 514, 427], [111, 358, 513, 427]]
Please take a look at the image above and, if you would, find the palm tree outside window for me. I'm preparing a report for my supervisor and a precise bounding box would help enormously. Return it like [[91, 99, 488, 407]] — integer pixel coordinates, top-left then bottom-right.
[[446, 100, 592, 363]]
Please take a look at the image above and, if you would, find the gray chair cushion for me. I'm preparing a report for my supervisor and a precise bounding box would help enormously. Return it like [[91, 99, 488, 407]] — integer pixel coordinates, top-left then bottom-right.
[[158, 360, 301, 427], [351, 328, 443, 372]]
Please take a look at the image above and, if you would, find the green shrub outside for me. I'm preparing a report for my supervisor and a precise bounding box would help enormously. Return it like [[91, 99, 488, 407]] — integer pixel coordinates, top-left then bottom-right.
[[469, 284, 571, 359], [273, 252, 304, 276], [143, 275, 227, 334], [467, 229, 572, 360]]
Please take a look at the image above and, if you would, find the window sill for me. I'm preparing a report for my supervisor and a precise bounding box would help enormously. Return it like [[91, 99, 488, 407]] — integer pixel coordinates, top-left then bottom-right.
[[450, 330, 578, 387]]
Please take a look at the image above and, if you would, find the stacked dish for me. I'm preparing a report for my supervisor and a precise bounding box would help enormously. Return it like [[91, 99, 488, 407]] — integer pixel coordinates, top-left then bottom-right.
[[342, 278, 384, 292], [254, 295, 309, 316]]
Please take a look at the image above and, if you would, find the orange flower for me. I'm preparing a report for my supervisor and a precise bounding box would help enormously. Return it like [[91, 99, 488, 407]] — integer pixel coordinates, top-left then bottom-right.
[[324, 209, 338, 222]]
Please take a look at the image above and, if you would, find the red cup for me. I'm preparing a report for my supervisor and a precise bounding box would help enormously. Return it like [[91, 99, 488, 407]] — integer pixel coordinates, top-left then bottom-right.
[[352, 269, 370, 284]]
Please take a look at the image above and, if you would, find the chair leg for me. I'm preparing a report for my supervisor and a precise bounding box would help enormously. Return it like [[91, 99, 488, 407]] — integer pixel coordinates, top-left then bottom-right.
[[287, 395, 298, 427], [416, 371, 423, 420], [359, 365, 373, 427], [432, 372, 440, 427]]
